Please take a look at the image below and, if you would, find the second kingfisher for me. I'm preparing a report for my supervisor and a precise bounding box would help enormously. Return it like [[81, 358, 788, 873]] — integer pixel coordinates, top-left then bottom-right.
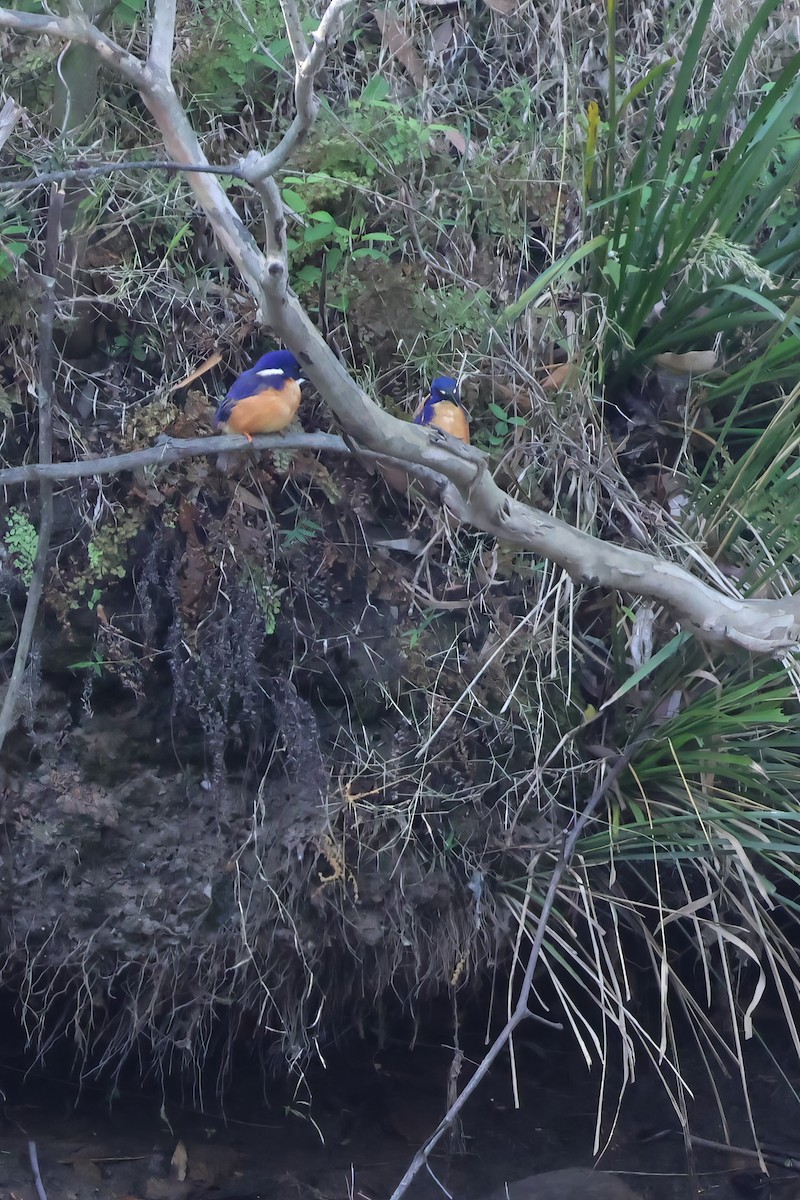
[[215, 349, 305, 439], [413, 376, 470, 444]]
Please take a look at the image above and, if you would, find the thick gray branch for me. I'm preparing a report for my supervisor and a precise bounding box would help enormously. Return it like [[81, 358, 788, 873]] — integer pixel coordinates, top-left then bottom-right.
[[260, 274, 800, 654], [241, 0, 351, 182], [2, 0, 799, 655], [147, 0, 176, 75]]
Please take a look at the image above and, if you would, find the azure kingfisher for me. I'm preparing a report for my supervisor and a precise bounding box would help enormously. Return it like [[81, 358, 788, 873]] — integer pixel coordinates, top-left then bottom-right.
[[412, 375, 470, 444], [215, 349, 305, 439]]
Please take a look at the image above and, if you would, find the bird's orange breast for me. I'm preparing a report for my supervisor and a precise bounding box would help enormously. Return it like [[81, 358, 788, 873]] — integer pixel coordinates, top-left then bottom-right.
[[219, 382, 302, 436], [414, 400, 470, 444]]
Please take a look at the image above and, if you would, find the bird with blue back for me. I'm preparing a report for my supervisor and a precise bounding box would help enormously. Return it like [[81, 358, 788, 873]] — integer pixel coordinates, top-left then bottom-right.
[[412, 375, 470, 444], [215, 349, 305, 440]]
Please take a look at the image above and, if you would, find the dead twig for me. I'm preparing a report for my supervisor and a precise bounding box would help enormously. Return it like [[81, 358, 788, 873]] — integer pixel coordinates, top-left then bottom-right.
[[0, 160, 251, 190], [388, 741, 640, 1200], [0, 185, 62, 756], [0, 431, 348, 488], [642, 1129, 800, 1172]]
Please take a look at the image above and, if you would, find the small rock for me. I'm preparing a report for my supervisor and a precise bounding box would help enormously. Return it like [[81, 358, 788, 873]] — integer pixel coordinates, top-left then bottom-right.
[[485, 1168, 643, 1200]]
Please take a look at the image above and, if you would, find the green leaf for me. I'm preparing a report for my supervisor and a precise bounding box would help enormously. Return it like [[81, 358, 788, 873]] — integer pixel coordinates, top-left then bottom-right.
[[497, 236, 608, 327], [361, 75, 391, 104], [303, 222, 339, 245], [599, 631, 693, 713], [282, 189, 308, 214]]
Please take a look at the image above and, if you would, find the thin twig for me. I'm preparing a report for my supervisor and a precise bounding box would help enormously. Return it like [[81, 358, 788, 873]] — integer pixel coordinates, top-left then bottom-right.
[[28, 1140, 48, 1200], [388, 741, 640, 1200], [0, 186, 62, 754], [642, 1129, 800, 1171], [0, 160, 249, 190], [0, 431, 349, 488]]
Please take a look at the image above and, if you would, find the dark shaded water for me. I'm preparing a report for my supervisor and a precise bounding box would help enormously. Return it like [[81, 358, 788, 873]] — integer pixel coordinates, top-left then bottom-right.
[[2, 1014, 800, 1200]]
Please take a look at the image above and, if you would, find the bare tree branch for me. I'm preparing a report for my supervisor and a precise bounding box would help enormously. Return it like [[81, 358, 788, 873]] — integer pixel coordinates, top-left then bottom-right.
[[0, 7, 146, 88], [279, 0, 310, 65], [2, 0, 800, 658], [147, 0, 176, 76], [0, 431, 349, 487], [241, 0, 351, 182], [0, 186, 63, 756], [259, 249, 800, 653], [0, 160, 250, 191]]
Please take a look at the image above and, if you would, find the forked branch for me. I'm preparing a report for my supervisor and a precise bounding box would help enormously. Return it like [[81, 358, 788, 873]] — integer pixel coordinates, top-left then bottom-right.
[[1, 1, 799, 659]]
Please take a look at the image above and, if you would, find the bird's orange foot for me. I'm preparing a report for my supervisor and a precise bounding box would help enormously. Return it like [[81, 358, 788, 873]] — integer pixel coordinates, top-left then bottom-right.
[[244, 432, 253, 443]]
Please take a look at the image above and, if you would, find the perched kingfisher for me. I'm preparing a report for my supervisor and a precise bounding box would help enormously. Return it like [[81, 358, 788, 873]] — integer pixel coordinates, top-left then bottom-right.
[[412, 375, 470, 444], [215, 349, 305, 439]]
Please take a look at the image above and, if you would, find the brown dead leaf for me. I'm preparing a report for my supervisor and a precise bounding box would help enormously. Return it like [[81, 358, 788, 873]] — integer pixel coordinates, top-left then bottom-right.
[[232, 483, 269, 512], [168, 386, 215, 437], [540, 361, 578, 392], [374, 8, 426, 85], [170, 1140, 188, 1182], [653, 350, 717, 374], [172, 352, 223, 392], [438, 126, 478, 160]]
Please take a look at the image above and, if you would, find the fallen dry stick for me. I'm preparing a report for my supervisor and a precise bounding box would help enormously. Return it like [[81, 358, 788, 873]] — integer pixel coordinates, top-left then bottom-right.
[[387, 743, 640, 1200]]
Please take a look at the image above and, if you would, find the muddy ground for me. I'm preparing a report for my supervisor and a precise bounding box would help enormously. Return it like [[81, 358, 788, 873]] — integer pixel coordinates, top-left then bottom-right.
[[1, 1006, 798, 1200]]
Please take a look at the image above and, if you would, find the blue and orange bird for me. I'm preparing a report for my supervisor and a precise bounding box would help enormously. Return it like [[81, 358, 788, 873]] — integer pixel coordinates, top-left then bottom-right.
[[412, 375, 470, 444], [215, 349, 305, 440]]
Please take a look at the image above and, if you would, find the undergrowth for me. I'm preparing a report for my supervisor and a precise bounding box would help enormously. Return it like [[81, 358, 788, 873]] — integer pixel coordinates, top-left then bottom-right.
[[1, 0, 800, 1151]]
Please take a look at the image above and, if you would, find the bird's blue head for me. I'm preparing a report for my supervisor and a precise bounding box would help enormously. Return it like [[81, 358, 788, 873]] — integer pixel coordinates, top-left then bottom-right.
[[250, 349, 305, 383], [430, 376, 460, 404], [414, 375, 462, 426]]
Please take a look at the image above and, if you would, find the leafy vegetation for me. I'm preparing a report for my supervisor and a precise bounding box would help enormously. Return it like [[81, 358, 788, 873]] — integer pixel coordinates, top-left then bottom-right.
[[2, 0, 800, 1143], [586, 0, 800, 390], [3, 508, 38, 584]]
